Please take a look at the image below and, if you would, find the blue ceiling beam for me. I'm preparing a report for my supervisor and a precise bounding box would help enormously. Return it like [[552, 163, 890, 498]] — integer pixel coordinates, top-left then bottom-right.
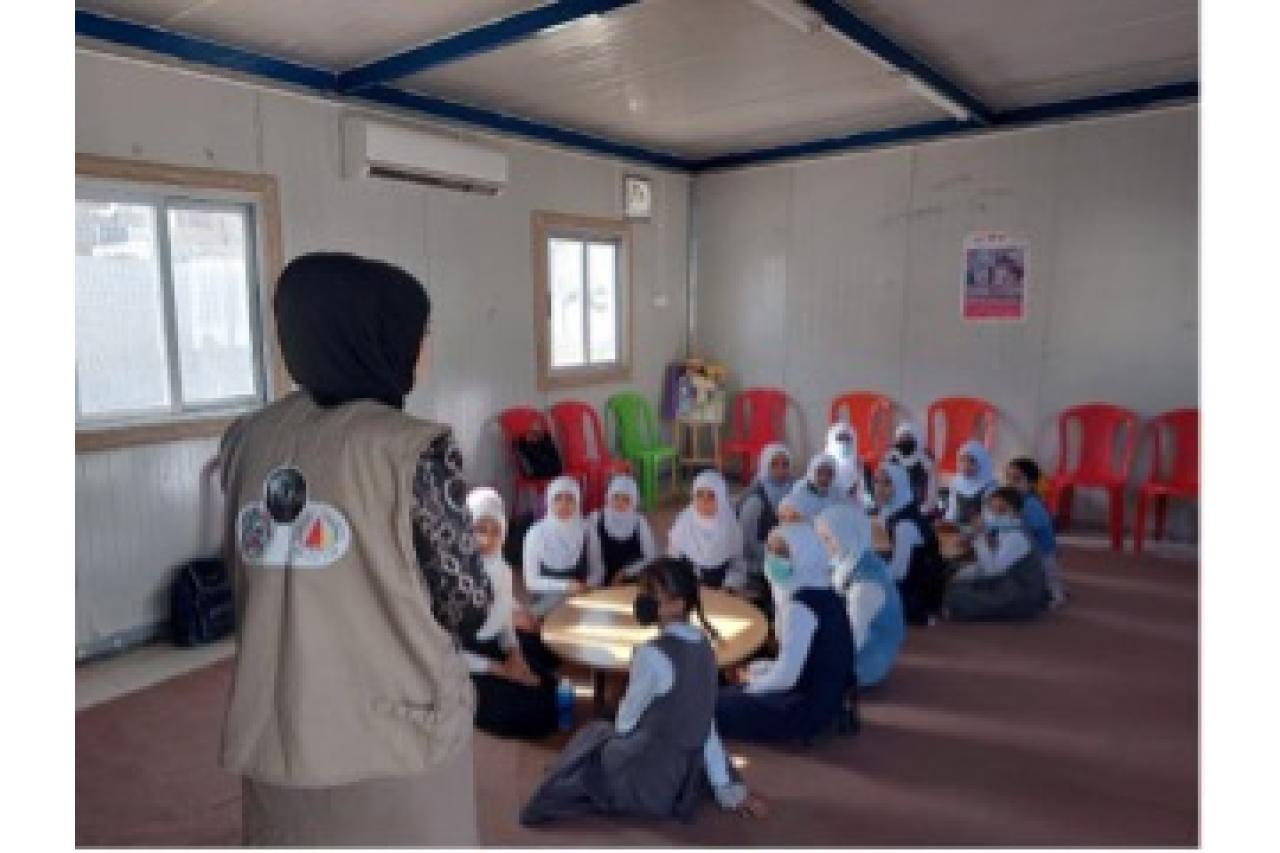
[[75, 9, 335, 92], [76, 10, 1197, 176], [335, 0, 642, 93], [75, 9, 689, 170], [797, 0, 993, 126], [694, 118, 980, 171], [694, 80, 1198, 171], [996, 80, 1199, 128]]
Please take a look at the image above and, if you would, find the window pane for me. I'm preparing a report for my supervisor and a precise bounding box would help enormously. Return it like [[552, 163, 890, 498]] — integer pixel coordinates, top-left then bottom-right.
[[587, 242, 617, 364], [548, 237, 584, 368], [75, 200, 172, 417], [168, 207, 258, 404]]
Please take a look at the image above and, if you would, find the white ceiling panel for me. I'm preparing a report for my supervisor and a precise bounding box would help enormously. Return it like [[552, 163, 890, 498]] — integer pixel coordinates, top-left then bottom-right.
[[402, 0, 944, 158], [851, 0, 1198, 110], [79, 0, 545, 70]]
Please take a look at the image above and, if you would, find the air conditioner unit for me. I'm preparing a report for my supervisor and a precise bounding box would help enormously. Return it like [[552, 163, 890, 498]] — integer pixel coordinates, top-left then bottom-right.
[[343, 118, 508, 196]]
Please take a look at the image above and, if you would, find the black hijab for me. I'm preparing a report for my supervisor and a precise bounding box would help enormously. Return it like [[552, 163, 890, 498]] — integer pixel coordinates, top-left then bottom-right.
[[275, 252, 430, 410]]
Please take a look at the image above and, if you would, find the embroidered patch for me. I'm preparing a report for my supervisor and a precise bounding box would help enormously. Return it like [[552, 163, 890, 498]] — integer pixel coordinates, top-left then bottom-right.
[[235, 467, 351, 569]]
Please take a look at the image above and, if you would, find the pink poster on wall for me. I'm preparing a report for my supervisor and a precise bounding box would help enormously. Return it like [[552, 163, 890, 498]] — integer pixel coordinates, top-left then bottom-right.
[[963, 232, 1027, 321]]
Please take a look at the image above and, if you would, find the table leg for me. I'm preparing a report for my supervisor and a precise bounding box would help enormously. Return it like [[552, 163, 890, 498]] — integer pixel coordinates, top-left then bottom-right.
[[592, 669, 607, 718]]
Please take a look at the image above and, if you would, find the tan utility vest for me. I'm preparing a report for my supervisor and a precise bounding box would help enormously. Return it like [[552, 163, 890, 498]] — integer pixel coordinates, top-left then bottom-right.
[[219, 392, 475, 788]]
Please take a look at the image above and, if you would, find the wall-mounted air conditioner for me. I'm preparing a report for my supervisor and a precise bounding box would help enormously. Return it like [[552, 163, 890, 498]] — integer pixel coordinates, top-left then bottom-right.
[[342, 117, 508, 196]]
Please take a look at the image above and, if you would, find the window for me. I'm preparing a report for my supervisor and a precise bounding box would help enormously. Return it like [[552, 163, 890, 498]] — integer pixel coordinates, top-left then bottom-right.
[[75, 155, 284, 452], [533, 212, 631, 390]]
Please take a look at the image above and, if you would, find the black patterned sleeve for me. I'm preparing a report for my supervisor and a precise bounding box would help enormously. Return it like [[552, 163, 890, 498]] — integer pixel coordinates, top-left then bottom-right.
[[410, 432, 493, 641]]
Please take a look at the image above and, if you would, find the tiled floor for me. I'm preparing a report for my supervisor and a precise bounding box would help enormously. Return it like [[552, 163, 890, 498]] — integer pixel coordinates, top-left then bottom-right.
[[76, 638, 235, 711]]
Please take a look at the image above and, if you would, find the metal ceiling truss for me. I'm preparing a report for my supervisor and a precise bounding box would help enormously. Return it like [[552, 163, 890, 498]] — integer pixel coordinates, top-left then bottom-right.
[[75, 3, 1198, 173]]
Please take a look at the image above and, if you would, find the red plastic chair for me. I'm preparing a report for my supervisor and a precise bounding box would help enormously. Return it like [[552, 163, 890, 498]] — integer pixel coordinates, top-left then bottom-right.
[[829, 392, 893, 469], [497, 407, 583, 516], [548, 401, 632, 513], [1134, 408, 1198, 554], [1045, 403, 1140, 551], [926, 396, 998, 477], [722, 387, 788, 482]]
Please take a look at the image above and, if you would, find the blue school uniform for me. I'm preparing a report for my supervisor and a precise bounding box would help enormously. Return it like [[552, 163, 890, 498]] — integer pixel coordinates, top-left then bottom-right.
[[839, 550, 905, 688], [1021, 493, 1058, 555]]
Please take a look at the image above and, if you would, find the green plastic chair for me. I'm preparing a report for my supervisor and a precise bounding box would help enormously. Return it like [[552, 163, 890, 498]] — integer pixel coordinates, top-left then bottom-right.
[[606, 392, 679, 511]]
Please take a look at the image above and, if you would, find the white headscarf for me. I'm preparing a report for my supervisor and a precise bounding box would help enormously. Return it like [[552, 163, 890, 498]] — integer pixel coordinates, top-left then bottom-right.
[[952, 440, 996, 498], [669, 470, 742, 567], [601, 474, 640, 540], [888, 422, 927, 468], [754, 442, 794, 509], [537, 476, 586, 567], [786, 453, 839, 519], [825, 422, 862, 497], [766, 522, 834, 597], [816, 502, 873, 565], [466, 486, 507, 541], [879, 463, 915, 516]]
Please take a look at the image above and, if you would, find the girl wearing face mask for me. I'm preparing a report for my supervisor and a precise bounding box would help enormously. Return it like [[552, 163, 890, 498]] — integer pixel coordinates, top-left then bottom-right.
[[587, 475, 657, 585], [785, 453, 842, 520], [737, 444, 795, 581], [825, 423, 867, 504], [715, 523, 856, 743], [523, 477, 602, 618], [667, 471, 746, 590], [942, 487, 1048, 621], [884, 422, 936, 510], [946, 440, 999, 526], [463, 488, 560, 739], [521, 557, 767, 826], [816, 504, 905, 690], [873, 463, 948, 626]]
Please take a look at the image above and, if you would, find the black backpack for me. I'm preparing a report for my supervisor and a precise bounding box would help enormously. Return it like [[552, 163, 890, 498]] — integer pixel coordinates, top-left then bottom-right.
[[170, 556, 235, 647]]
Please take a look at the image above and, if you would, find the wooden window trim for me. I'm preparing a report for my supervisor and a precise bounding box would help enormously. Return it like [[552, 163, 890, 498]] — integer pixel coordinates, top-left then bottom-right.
[[531, 211, 633, 393], [75, 154, 288, 453]]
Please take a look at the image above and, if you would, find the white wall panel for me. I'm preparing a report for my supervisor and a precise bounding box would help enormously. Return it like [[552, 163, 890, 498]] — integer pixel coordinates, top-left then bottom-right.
[[75, 51, 689, 654], [696, 106, 1197, 536]]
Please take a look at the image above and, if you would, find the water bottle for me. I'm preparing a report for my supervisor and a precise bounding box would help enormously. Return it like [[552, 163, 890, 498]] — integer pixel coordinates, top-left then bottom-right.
[[555, 678, 575, 732]]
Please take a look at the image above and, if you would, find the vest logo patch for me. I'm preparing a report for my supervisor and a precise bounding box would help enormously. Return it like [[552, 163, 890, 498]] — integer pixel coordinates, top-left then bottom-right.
[[237, 466, 352, 569]]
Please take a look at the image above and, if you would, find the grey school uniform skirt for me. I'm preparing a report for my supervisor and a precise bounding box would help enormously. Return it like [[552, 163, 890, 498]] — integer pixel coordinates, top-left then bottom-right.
[[241, 737, 478, 847]]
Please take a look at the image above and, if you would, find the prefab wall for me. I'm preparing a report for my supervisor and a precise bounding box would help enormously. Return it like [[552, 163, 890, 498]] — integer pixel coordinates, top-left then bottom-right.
[[75, 51, 691, 658], [694, 105, 1197, 533]]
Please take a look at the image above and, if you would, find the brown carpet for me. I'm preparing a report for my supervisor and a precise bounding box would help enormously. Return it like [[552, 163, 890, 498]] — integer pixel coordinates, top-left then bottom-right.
[[76, 545, 1198, 847]]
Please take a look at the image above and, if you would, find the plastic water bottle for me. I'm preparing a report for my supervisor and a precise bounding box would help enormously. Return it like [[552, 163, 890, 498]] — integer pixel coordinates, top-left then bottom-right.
[[555, 678, 575, 732]]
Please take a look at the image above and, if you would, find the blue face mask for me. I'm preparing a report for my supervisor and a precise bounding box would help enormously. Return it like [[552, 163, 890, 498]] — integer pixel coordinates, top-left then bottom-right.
[[835, 441, 853, 460], [764, 553, 793, 585]]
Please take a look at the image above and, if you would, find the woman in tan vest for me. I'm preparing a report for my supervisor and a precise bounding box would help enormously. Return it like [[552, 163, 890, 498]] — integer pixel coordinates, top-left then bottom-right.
[[219, 252, 492, 845]]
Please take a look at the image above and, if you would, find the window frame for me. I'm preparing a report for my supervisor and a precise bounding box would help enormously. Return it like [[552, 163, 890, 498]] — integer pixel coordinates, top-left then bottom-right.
[[75, 155, 286, 453], [531, 211, 633, 392]]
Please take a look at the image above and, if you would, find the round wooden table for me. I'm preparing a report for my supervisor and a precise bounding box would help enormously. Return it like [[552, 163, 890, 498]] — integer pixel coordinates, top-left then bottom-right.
[[541, 585, 769, 714], [873, 520, 975, 562]]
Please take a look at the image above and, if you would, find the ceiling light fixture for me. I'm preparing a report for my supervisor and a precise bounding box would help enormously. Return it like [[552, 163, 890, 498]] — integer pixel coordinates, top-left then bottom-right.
[[749, 0, 822, 35], [820, 23, 972, 122]]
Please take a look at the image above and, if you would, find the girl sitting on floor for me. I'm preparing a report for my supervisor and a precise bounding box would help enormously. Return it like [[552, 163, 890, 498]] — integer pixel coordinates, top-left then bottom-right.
[[521, 557, 768, 826], [816, 503, 905, 690], [884, 422, 937, 510], [737, 443, 795, 580], [587, 474, 657, 585], [943, 486, 1047, 622], [1005, 456, 1066, 608], [874, 463, 948, 626], [946, 440, 998, 525], [785, 453, 842, 520], [715, 522, 856, 744], [522, 476, 602, 619], [463, 488, 559, 739], [825, 422, 868, 504], [667, 470, 746, 590]]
